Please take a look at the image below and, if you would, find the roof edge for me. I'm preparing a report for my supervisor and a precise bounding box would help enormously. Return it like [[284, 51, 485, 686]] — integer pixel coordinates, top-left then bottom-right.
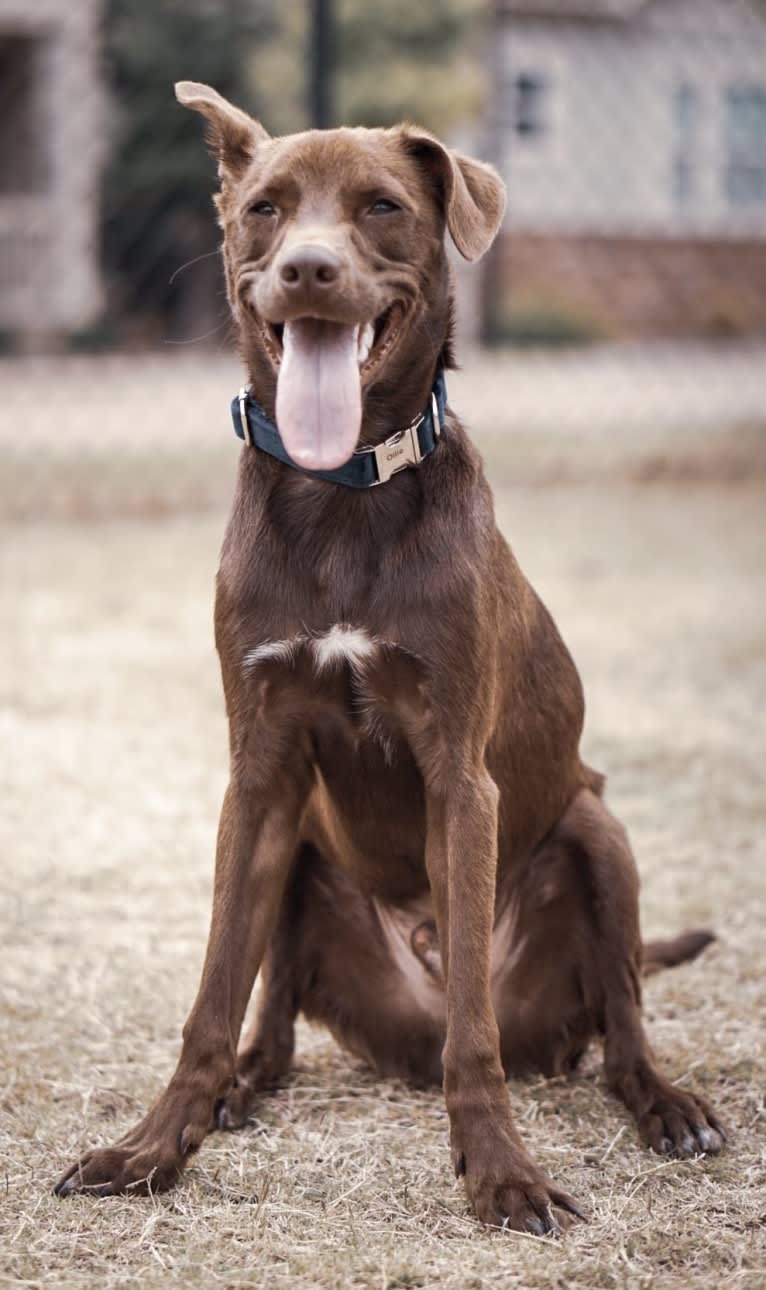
[[495, 0, 650, 20]]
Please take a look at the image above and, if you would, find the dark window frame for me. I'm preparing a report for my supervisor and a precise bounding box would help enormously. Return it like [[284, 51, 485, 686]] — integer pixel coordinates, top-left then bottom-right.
[[0, 32, 50, 196], [724, 84, 766, 206]]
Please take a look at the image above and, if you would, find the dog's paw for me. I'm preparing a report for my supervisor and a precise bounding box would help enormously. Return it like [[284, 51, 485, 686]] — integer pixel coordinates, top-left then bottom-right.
[[214, 1042, 293, 1132], [54, 1093, 212, 1198], [214, 1076, 255, 1132], [453, 1125, 586, 1234], [468, 1168, 586, 1235], [54, 1141, 182, 1198], [637, 1083, 727, 1158]]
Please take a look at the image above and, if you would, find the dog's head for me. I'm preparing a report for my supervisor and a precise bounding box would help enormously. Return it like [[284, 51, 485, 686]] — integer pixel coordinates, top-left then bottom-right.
[[176, 81, 505, 470]]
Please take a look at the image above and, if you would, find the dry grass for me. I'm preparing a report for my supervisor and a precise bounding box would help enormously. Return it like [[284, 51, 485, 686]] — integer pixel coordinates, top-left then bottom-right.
[[1, 428, 765, 1285]]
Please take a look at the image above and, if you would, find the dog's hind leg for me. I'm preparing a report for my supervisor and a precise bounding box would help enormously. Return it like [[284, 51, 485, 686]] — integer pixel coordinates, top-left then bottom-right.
[[215, 844, 313, 1130], [216, 846, 445, 1132], [555, 789, 726, 1157], [489, 850, 602, 1081]]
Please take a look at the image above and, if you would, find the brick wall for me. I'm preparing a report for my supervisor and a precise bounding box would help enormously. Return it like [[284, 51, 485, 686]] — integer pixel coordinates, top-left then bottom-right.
[[493, 233, 766, 339]]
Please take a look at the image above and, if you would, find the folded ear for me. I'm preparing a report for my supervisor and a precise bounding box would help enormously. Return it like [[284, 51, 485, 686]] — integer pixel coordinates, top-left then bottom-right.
[[401, 129, 506, 261], [175, 80, 269, 181]]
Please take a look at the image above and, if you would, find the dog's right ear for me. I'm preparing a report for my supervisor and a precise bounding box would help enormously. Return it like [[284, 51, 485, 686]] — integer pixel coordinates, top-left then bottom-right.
[[175, 81, 269, 181]]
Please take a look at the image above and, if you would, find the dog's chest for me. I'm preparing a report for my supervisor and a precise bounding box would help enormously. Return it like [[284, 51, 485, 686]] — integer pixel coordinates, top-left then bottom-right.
[[243, 623, 427, 760], [244, 624, 379, 677], [242, 624, 429, 888]]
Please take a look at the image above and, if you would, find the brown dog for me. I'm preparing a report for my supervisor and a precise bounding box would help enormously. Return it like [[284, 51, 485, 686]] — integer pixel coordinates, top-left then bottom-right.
[[55, 82, 725, 1233]]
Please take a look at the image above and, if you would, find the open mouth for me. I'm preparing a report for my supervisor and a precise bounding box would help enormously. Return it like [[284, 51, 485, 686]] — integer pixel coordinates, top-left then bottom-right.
[[259, 302, 404, 386], [251, 302, 406, 473]]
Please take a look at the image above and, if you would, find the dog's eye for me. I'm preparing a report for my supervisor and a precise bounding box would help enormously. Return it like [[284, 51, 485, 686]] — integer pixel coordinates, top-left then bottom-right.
[[368, 198, 401, 215], [250, 200, 277, 217]]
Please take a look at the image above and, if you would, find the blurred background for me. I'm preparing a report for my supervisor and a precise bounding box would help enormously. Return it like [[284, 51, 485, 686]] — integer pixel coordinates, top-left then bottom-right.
[[0, 0, 764, 515]]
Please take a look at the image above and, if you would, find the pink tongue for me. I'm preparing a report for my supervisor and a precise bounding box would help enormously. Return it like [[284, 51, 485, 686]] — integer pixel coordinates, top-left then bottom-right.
[[276, 319, 362, 470]]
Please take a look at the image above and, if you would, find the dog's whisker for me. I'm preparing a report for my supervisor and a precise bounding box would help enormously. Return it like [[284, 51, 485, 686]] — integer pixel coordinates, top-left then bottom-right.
[[168, 249, 221, 286], [164, 319, 229, 345]]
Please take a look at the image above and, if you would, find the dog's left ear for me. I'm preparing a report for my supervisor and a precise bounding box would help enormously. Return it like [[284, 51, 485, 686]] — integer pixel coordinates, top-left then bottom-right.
[[175, 80, 269, 181], [401, 129, 506, 261]]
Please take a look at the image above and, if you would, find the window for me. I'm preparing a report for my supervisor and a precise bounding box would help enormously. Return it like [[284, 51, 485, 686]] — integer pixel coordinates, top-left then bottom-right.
[[672, 82, 699, 205], [0, 35, 49, 194], [724, 85, 766, 204], [514, 73, 547, 138]]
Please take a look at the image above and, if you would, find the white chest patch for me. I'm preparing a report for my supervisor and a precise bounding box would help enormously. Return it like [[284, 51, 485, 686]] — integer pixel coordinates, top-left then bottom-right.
[[312, 624, 377, 672], [244, 636, 304, 667], [243, 624, 380, 675]]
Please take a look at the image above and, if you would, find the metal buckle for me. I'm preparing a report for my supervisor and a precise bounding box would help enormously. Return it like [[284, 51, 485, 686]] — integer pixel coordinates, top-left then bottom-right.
[[431, 391, 441, 438], [371, 419, 423, 485], [238, 385, 253, 447]]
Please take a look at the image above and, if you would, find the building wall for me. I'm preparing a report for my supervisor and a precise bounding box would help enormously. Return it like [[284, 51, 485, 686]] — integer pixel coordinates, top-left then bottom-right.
[[473, 0, 766, 341], [497, 0, 766, 238], [495, 231, 766, 338], [0, 0, 104, 334]]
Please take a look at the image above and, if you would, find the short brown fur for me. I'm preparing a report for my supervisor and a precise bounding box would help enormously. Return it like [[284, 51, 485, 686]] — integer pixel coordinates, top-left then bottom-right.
[[54, 83, 725, 1233]]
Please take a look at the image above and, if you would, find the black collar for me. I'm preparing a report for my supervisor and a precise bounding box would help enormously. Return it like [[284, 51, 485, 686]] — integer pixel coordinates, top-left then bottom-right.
[[231, 371, 447, 489]]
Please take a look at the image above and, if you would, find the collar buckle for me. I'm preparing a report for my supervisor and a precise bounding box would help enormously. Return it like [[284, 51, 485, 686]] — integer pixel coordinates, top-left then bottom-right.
[[431, 390, 441, 438], [371, 418, 424, 486]]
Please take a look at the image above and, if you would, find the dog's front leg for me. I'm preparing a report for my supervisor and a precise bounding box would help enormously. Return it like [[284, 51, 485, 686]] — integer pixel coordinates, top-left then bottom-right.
[[426, 771, 584, 1233], [55, 764, 310, 1198]]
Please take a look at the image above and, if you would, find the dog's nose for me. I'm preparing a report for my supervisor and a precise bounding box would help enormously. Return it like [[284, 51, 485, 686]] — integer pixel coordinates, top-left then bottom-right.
[[279, 245, 341, 291]]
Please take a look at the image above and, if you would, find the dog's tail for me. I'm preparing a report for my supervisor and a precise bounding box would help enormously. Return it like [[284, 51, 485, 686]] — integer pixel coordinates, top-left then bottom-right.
[[641, 928, 715, 977]]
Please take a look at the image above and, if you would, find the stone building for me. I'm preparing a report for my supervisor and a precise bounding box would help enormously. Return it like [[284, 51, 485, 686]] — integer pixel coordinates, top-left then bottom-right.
[[0, 0, 104, 340], [482, 0, 766, 339]]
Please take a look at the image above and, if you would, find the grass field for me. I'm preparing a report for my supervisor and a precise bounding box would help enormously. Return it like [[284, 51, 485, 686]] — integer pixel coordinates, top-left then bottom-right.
[[1, 354, 765, 1287]]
